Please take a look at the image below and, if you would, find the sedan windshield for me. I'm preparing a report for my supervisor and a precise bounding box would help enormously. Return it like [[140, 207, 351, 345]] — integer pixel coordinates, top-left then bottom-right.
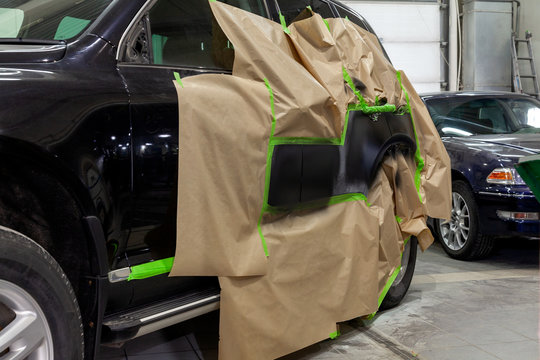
[[0, 0, 112, 42], [425, 97, 540, 137]]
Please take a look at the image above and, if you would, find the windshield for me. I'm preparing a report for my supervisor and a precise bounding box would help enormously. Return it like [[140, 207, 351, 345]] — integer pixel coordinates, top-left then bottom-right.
[[425, 97, 540, 137], [0, 0, 112, 42]]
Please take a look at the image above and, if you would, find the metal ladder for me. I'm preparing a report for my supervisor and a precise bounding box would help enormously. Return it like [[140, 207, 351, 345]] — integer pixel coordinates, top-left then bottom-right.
[[511, 31, 540, 99]]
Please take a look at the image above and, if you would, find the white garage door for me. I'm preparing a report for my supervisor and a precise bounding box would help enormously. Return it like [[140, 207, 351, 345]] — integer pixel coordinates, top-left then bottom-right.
[[343, 1, 442, 94]]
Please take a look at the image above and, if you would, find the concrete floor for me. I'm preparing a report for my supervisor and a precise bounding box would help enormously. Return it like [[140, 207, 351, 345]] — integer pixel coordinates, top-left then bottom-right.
[[99, 239, 539, 360]]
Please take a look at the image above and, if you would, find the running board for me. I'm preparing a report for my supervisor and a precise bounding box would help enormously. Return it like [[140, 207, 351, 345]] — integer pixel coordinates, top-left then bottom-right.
[[101, 288, 220, 344]]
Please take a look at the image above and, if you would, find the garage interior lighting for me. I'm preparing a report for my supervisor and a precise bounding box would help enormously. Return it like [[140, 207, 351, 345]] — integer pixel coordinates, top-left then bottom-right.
[[496, 210, 539, 221]]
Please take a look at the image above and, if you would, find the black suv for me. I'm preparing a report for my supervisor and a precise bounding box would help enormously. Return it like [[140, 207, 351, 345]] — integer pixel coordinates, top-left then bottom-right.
[[0, 1, 415, 359]]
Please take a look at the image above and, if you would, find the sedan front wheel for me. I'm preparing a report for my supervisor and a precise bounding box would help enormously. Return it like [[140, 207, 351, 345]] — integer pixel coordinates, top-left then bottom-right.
[[435, 180, 494, 260]]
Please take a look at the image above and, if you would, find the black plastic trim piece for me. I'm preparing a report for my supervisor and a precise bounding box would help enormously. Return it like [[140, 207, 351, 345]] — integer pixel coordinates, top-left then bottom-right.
[[267, 111, 416, 207], [83, 216, 110, 277], [84, 274, 108, 360]]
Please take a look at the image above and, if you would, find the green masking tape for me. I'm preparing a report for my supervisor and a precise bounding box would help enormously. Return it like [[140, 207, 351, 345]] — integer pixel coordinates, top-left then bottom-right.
[[343, 67, 396, 115], [396, 71, 424, 202], [370, 236, 412, 318], [258, 78, 277, 257], [258, 65, 406, 242], [128, 257, 175, 281], [173, 71, 184, 88], [258, 77, 375, 255], [322, 18, 331, 32], [279, 12, 291, 34], [377, 263, 401, 308], [329, 330, 340, 339]]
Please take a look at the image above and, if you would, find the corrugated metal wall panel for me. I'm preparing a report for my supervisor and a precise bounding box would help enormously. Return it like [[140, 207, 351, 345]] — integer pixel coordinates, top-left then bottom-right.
[[343, 1, 441, 93]]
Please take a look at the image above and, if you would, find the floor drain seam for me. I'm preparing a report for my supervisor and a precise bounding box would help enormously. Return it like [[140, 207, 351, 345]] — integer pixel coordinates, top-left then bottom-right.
[[348, 323, 420, 359]]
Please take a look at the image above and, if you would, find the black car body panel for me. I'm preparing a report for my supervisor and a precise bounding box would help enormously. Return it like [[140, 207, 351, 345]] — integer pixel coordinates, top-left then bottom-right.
[[0, 0, 402, 358], [268, 111, 416, 207]]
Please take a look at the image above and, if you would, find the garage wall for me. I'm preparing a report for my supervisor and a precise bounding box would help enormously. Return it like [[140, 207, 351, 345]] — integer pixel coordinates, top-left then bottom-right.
[[343, 1, 442, 94], [517, 0, 540, 95], [462, 0, 513, 91]]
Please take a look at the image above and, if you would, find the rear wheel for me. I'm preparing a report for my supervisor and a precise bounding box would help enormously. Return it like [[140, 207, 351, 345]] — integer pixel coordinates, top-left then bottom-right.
[[380, 236, 417, 310], [435, 180, 494, 260], [0, 227, 84, 359]]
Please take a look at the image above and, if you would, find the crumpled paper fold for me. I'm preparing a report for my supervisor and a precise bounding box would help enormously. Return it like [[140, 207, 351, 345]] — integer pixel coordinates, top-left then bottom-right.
[[169, 3, 451, 358]]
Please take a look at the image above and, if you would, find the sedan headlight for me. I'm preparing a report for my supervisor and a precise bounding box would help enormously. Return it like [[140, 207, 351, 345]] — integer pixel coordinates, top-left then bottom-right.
[[486, 168, 526, 185]]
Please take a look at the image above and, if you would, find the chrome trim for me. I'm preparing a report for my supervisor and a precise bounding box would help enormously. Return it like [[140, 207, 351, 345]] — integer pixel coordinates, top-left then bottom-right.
[[262, 0, 270, 18], [134, 299, 220, 338], [478, 191, 536, 199], [117, 63, 231, 74], [116, 0, 270, 61], [0, 44, 66, 53], [116, 0, 157, 60], [496, 210, 540, 222], [108, 267, 131, 283], [140, 294, 220, 322]]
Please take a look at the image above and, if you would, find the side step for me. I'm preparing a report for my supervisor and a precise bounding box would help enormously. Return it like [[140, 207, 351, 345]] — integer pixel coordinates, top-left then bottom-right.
[[101, 288, 220, 344]]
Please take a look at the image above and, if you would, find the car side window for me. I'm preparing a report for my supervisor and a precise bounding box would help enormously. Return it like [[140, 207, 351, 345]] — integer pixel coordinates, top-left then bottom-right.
[[276, 0, 335, 25], [507, 99, 540, 128], [427, 99, 511, 136], [448, 100, 509, 133], [122, 0, 266, 70], [477, 101, 510, 132]]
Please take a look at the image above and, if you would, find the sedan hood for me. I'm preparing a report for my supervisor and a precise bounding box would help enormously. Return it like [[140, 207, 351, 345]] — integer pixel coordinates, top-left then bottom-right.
[[445, 134, 540, 158]]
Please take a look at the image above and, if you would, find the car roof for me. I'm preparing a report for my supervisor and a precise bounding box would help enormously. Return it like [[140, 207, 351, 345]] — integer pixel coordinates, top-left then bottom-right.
[[419, 90, 536, 101]]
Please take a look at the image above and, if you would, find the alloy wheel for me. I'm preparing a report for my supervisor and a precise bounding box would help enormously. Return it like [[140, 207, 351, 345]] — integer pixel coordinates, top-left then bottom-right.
[[0, 280, 54, 360], [439, 191, 470, 251]]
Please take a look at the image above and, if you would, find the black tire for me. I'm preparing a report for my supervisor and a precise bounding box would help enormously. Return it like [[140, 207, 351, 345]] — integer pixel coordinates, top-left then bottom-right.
[[434, 180, 494, 260], [0, 226, 84, 359], [380, 236, 417, 310]]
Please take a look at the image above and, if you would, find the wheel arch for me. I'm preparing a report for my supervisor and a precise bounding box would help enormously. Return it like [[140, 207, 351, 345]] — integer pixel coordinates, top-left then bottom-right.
[[0, 227, 85, 359], [450, 169, 482, 205], [451, 168, 472, 186], [0, 137, 109, 358], [370, 133, 417, 184]]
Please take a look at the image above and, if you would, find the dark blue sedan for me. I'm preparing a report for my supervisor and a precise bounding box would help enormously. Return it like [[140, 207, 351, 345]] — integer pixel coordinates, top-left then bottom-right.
[[421, 92, 540, 259]]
